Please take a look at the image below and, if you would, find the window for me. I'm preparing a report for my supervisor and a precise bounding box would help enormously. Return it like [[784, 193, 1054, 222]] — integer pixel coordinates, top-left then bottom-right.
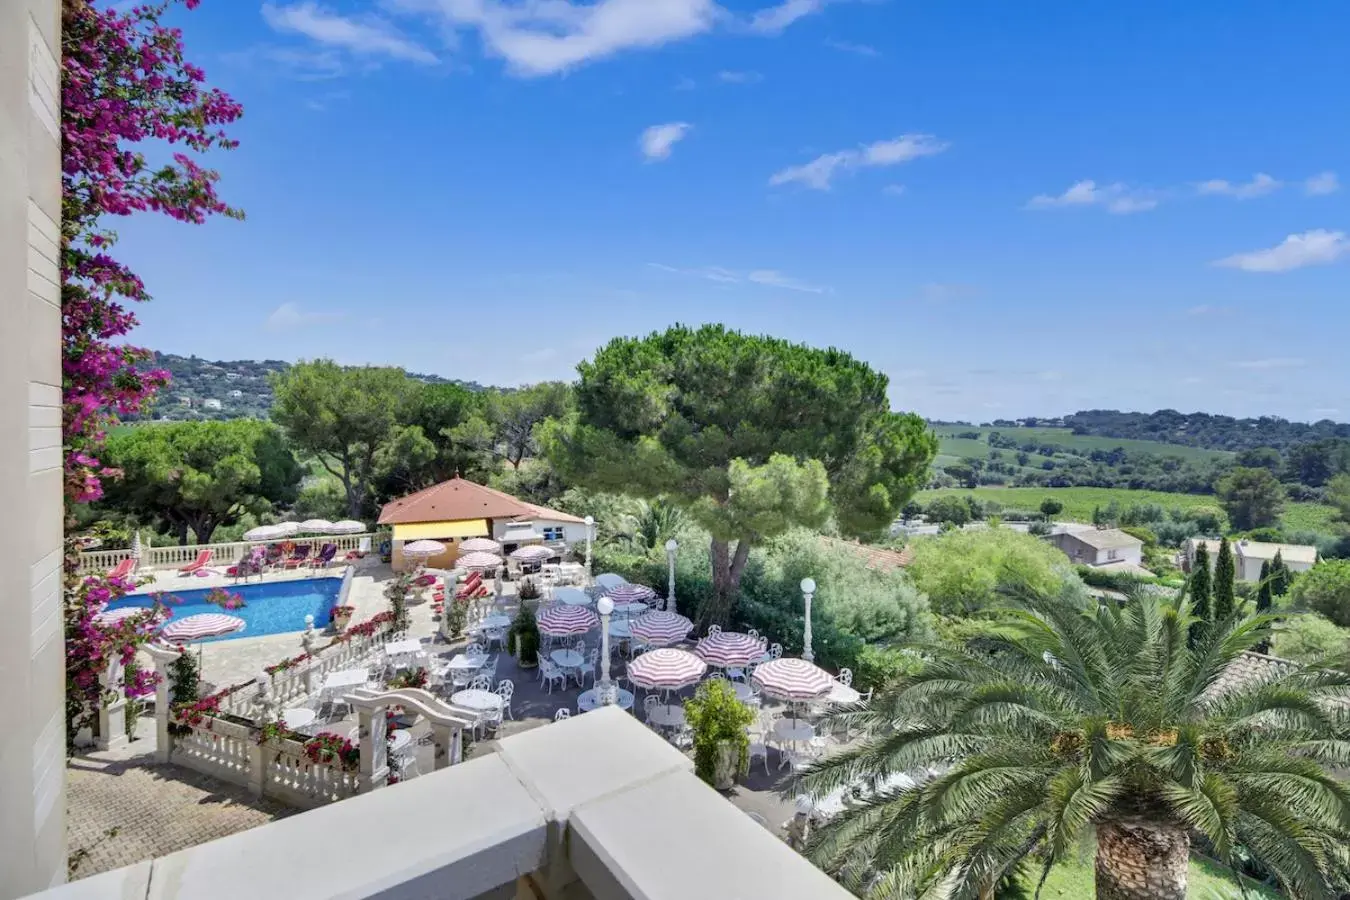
[[1107, 549, 1119, 561], [542, 527, 565, 542]]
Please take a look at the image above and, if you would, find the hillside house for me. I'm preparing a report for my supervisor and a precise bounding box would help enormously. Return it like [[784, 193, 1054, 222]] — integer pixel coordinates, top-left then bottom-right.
[[228, 389, 243, 398], [225, 371, 241, 381], [1049, 527, 1145, 568], [1186, 538, 1318, 582], [202, 398, 222, 411]]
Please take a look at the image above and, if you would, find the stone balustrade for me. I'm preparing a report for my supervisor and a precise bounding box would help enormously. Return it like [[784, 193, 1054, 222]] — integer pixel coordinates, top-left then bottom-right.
[[26, 709, 851, 900], [77, 533, 378, 575]]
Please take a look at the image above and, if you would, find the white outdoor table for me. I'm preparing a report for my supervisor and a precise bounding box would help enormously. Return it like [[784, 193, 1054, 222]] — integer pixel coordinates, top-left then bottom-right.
[[774, 720, 815, 744], [550, 649, 583, 669], [577, 688, 635, 712], [322, 668, 368, 694], [478, 614, 512, 630], [613, 602, 648, 617], [608, 621, 632, 640], [451, 689, 503, 713], [648, 704, 686, 728], [385, 638, 423, 658], [732, 682, 756, 702], [555, 589, 592, 607], [281, 708, 316, 730], [445, 653, 487, 671], [827, 682, 861, 704], [389, 730, 413, 754]]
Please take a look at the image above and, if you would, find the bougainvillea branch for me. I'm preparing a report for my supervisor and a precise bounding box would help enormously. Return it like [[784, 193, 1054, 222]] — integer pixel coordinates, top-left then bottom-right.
[[62, 0, 242, 749]]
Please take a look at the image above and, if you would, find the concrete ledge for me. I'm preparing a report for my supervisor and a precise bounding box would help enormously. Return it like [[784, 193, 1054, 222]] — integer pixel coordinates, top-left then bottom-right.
[[568, 770, 851, 900]]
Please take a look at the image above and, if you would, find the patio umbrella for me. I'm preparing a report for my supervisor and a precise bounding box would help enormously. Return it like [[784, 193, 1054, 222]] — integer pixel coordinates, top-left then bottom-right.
[[299, 519, 335, 534], [161, 613, 245, 666], [403, 540, 446, 558], [328, 520, 365, 534], [94, 607, 152, 627], [626, 648, 705, 692], [751, 657, 834, 702], [244, 522, 299, 541], [459, 537, 501, 553], [509, 545, 553, 561], [537, 605, 598, 637], [553, 586, 592, 606], [604, 583, 657, 605], [456, 551, 503, 569], [630, 611, 694, 647], [695, 632, 766, 668]]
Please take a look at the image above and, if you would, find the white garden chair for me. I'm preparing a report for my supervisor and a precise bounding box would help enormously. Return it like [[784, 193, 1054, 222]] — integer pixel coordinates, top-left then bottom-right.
[[541, 661, 566, 695], [554, 708, 571, 721], [496, 680, 514, 720]]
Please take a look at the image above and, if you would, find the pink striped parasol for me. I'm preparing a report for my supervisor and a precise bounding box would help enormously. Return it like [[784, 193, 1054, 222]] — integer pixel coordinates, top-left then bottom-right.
[[627, 648, 706, 691], [509, 545, 553, 561], [537, 605, 598, 637], [604, 583, 657, 605], [161, 613, 245, 643], [94, 607, 153, 627], [458, 538, 501, 553], [751, 657, 834, 702], [694, 631, 766, 668], [456, 551, 503, 569], [630, 611, 693, 647]]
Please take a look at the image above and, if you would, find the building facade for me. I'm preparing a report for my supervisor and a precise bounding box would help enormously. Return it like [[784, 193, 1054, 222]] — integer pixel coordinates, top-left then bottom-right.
[[1049, 528, 1145, 568], [1, 1, 68, 893]]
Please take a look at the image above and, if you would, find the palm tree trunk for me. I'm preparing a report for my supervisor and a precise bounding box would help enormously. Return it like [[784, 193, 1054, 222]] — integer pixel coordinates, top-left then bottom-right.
[[1094, 820, 1188, 900]]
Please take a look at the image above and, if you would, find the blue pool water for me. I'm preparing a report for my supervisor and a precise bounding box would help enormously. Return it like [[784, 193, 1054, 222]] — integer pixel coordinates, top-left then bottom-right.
[[108, 578, 344, 643]]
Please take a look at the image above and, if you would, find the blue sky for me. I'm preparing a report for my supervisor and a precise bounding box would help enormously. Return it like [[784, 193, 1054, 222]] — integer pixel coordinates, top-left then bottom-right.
[[115, 0, 1349, 423]]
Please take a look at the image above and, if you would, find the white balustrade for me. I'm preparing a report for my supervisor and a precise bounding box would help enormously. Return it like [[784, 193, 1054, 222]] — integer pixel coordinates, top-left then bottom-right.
[[171, 717, 254, 788], [264, 737, 360, 808], [77, 533, 377, 575]]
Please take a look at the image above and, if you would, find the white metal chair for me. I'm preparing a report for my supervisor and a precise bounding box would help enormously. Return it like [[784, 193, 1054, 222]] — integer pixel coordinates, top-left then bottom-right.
[[554, 708, 571, 722], [747, 738, 770, 775], [707, 624, 722, 636], [836, 668, 853, 687], [642, 695, 659, 723], [484, 627, 507, 651], [768, 643, 783, 660], [541, 661, 566, 695], [746, 628, 760, 640], [496, 680, 514, 720], [481, 655, 499, 682], [470, 674, 492, 691], [576, 649, 598, 687]]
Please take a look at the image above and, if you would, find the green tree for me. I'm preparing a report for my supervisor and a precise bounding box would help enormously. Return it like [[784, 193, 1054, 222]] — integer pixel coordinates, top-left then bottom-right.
[[1214, 467, 1285, 531], [101, 420, 301, 543], [798, 589, 1350, 900], [1327, 472, 1350, 525], [1039, 497, 1064, 520], [544, 325, 937, 625], [485, 382, 572, 469], [1213, 538, 1236, 619], [1255, 559, 1273, 653], [270, 361, 411, 517], [1291, 559, 1350, 628], [925, 495, 972, 527], [906, 528, 1074, 615], [1270, 550, 1292, 597], [1188, 542, 1212, 646], [943, 463, 977, 488]]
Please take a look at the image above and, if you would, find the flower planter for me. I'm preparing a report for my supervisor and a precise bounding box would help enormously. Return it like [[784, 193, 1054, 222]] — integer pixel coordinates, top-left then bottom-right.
[[332, 610, 353, 631], [712, 740, 739, 791]]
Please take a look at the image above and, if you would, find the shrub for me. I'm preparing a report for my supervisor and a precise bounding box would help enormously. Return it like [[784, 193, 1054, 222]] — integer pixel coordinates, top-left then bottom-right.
[[509, 602, 540, 666], [1271, 612, 1350, 663], [517, 578, 541, 601], [907, 528, 1078, 615], [852, 644, 921, 693], [924, 495, 971, 526], [683, 679, 755, 787], [1290, 559, 1350, 627]]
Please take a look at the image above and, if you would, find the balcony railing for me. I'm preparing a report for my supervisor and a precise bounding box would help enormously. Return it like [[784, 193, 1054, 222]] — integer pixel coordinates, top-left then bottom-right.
[[76, 533, 377, 576]]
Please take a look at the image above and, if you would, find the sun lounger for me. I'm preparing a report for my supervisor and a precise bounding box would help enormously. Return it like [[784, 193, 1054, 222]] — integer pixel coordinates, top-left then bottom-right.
[[107, 558, 135, 579], [178, 550, 212, 575]]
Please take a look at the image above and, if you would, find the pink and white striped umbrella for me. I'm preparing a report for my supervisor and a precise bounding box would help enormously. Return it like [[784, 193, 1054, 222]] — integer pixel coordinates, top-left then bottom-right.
[[509, 545, 553, 561], [751, 657, 834, 702], [695, 631, 766, 668], [630, 611, 693, 647], [456, 551, 503, 569], [95, 607, 152, 627], [537, 605, 599, 637], [627, 648, 706, 691], [604, 583, 657, 605], [161, 613, 245, 643], [458, 537, 501, 553]]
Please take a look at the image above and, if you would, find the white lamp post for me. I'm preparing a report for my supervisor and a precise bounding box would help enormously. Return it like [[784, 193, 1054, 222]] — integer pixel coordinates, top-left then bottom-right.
[[584, 515, 595, 581], [665, 538, 678, 612], [596, 595, 617, 706], [800, 577, 816, 663]]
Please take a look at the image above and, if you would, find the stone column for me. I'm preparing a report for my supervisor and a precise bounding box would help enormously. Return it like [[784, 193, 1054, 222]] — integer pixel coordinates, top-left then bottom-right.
[[0, 1, 65, 892], [356, 703, 389, 791], [147, 646, 182, 764], [95, 654, 128, 751], [429, 721, 462, 770]]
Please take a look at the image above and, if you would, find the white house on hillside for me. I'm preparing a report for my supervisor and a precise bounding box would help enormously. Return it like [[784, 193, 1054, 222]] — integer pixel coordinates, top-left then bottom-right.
[[1049, 527, 1145, 569], [1187, 538, 1318, 582]]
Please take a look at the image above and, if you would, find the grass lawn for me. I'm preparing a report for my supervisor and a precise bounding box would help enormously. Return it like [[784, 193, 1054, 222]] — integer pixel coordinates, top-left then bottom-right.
[[932, 426, 1233, 463], [1024, 853, 1279, 898], [916, 485, 1333, 535]]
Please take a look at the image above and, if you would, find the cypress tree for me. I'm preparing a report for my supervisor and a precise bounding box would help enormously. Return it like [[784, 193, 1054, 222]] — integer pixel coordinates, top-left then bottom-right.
[[1270, 550, 1291, 596], [1189, 541, 1213, 647], [1214, 539, 1236, 619], [1255, 559, 1273, 654]]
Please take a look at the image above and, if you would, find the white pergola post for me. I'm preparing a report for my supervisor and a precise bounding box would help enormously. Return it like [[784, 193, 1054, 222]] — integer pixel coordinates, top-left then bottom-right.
[[665, 539, 678, 612], [800, 577, 816, 663], [597, 596, 617, 706], [584, 515, 594, 582]]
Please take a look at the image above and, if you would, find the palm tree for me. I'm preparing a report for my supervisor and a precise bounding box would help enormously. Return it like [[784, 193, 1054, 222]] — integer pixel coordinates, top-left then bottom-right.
[[616, 498, 685, 552], [797, 589, 1350, 900]]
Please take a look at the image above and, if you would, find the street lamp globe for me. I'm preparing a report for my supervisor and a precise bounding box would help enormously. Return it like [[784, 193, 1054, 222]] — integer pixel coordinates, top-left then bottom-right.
[[800, 577, 816, 595], [584, 515, 594, 528], [597, 596, 614, 616], [665, 538, 678, 553]]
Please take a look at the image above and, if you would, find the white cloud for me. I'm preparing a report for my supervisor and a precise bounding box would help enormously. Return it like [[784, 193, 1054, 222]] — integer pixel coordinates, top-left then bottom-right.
[[769, 133, 947, 190], [824, 38, 878, 56], [639, 122, 691, 161], [648, 262, 828, 292], [261, 2, 438, 64], [1213, 229, 1350, 273], [265, 303, 344, 330], [882, 184, 905, 197], [1305, 171, 1340, 196], [748, 0, 828, 34], [1231, 358, 1306, 370], [1196, 173, 1281, 199], [1025, 180, 1158, 214], [393, 0, 719, 76], [717, 69, 762, 83]]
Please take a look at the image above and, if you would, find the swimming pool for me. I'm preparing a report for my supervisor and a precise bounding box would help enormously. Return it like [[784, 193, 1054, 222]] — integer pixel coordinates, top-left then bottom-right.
[[108, 577, 345, 643]]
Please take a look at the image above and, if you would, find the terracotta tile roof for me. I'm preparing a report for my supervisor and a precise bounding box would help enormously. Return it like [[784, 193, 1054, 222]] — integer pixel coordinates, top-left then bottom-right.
[[1204, 651, 1300, 702], [377, 477, 581, 526], [823, 537, 914, 573], [517, 501, 586, 525]]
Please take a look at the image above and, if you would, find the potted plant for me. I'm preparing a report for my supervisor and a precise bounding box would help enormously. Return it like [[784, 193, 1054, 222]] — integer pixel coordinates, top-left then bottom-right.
[[445, 596, 470, 639], [508, 602, 541, 669], [684, 679, 755, 790], [517, 577, 541, 602], [331, 605, 355, 631]]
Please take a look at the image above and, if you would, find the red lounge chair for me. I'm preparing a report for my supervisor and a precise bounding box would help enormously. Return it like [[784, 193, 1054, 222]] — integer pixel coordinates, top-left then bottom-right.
[[178, 550, 212, 575], [282, 544, 312, 569], [107, 558, 135, 579]]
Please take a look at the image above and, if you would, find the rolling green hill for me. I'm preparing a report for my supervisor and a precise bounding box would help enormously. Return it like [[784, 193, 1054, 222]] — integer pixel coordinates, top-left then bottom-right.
[[933, 425, 1232, 463]]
